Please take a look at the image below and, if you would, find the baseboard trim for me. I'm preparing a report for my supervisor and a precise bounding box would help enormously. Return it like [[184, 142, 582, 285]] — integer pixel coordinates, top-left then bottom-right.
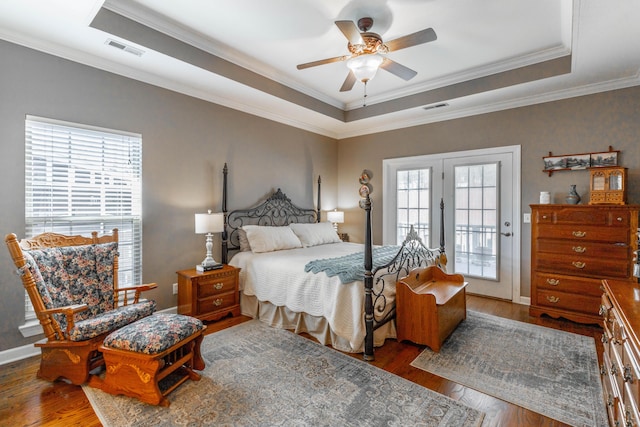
[[0, 306, 178, 366]]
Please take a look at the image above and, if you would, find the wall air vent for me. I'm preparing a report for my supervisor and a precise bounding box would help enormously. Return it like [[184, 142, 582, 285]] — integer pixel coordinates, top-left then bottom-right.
[[105, 39, 144, 57], [423, 103, 449, 111]]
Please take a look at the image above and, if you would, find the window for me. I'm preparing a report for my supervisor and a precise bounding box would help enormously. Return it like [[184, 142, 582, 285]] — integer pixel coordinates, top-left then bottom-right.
[[395, 168, 431, 245], [24, 116, 142, 321]]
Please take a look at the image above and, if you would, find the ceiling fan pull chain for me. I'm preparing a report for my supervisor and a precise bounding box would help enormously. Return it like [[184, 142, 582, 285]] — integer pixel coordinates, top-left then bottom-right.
[[363, 81, 368, 107]]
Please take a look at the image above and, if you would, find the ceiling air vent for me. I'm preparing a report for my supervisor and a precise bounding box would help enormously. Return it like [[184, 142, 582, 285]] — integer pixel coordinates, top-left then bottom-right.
[[105, 39, 144, 57], [423, 103, 449, 111]]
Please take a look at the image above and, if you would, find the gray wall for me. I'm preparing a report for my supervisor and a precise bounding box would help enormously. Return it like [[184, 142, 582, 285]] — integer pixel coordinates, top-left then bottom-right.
[[2, 37, 639, 353], [0, 40, 337, 351], [336, 88, 640, 298]]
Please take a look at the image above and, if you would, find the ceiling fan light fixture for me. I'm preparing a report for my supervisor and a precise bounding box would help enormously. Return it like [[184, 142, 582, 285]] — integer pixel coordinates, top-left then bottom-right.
[[347, 53, 384, 83]]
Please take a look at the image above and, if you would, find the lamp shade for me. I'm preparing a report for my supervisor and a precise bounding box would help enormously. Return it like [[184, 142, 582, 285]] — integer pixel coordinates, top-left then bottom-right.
[[195, 211, 224, 234], [327, 210, 344, 224], [347, 53, 384, 83]]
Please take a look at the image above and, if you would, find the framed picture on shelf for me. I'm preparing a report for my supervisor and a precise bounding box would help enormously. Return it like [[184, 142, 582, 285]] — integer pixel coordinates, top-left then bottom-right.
[[590, 151, 618, 167], [543, 154, 590, 171]]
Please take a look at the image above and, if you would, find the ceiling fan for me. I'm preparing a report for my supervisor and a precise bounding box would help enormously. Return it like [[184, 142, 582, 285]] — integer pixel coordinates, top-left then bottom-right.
[[297, 17, 437, 92]]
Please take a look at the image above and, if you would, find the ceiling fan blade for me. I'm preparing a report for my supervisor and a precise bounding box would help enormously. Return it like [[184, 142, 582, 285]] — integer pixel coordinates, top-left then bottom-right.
[[380, 58, 418, 81], [385, 27, 437, 52], [339, 70, 357, 92], [335, 20, 363, 45], [297, 55, 349, 70]]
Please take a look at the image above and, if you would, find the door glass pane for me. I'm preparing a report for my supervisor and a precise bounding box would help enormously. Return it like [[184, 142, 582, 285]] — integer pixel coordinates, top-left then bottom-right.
[[396, 168, 430, 245], [454, 163, 498, 280]]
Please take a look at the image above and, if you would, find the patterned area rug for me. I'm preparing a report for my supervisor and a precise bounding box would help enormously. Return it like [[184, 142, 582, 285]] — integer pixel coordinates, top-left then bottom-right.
[[411, 311, 607, 427], [83, 320, 484, 426]]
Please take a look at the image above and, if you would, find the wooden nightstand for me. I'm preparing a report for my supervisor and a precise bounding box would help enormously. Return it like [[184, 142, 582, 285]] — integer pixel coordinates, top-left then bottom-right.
[[176, 265, 241, 322]]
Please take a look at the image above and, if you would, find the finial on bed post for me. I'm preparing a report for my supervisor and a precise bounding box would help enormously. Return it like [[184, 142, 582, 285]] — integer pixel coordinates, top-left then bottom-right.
[[221, 163, 228, 265], [363, 193, 374, 361], [316, 176, 321, 223]]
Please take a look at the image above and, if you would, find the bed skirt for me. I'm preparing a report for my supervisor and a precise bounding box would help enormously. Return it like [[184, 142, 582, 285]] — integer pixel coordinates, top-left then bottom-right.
[[240, 293, 397, 354]]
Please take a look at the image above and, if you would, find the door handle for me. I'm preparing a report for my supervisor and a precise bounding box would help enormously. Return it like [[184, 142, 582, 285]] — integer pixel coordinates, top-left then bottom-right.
[[500, 232, 512, 237]]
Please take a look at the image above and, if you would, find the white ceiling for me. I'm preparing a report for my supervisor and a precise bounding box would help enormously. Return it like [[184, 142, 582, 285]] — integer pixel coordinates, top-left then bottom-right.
[[0, 0, 639, 139]]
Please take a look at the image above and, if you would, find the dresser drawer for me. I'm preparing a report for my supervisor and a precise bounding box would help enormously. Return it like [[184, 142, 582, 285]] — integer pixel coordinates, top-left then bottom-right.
[[535, 207, 630, 227], [536, 239, 629, 259], [197, 292, 237, 313], [536, 224, 630, 243], [536, 288, 601, 315], [534, 272, 602, 297], [535, 253, 630, 278], [623, 340, 640, 413], [197, 273, 237, 298]]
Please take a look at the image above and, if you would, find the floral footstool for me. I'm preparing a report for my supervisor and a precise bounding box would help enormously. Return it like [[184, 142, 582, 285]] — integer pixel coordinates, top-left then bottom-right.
[[93, 313, 206, 406]]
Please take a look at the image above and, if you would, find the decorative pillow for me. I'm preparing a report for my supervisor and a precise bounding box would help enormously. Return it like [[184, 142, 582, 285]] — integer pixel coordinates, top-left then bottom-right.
[[289, 222, 342, 247], [238, 229, 252, 252], [243, 225, 303, 253]]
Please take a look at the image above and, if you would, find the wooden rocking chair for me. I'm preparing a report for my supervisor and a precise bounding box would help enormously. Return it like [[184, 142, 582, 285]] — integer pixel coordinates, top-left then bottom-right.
[[5, 229, 158, 385]]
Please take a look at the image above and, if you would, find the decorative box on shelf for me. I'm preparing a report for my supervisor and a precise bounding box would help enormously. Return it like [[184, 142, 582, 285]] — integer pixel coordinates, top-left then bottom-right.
[[589, 166, 627, 205]]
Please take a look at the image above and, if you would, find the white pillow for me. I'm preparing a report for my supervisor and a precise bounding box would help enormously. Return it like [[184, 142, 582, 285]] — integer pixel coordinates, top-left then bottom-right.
[[289, 222, 342, 247], [243, 225, 303, 253]]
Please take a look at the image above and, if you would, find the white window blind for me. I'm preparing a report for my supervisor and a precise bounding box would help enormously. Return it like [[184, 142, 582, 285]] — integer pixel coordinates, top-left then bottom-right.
[[24, 116, 143, 320]]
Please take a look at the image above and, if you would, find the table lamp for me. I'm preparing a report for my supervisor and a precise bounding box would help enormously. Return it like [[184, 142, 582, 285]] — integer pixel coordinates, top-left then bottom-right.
[[327, 209, 344, 233], [195, 210, 224, 272]]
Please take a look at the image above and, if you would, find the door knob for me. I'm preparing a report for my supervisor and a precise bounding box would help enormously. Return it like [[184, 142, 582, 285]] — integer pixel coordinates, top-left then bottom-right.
[[500, 232, 512, 237]]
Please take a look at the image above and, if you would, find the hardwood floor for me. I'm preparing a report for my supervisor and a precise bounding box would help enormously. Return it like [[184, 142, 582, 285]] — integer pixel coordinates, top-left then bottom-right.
[[0, 295, 603, 427]]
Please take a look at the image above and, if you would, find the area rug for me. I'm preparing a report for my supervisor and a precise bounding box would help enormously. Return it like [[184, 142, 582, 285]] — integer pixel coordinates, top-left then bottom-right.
[[83, 320, 484, 426], [410, 310, 607, 427]]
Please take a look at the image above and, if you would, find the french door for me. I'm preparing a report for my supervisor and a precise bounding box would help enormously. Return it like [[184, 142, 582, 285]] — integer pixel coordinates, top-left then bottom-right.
[[383, 146, 521, 301]]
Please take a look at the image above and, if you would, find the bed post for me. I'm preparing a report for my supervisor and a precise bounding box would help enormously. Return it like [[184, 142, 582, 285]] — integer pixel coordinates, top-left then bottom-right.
[[221, 163, 228, 265], [439, 198, 445, 253], [316, 176, 321, 223], [363, 193, 374, 361]]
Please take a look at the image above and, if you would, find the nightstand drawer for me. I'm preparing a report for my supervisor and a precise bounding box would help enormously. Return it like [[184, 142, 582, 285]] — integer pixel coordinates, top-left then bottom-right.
[[198, 274, 237, 298], [198, 292, 237, 314]]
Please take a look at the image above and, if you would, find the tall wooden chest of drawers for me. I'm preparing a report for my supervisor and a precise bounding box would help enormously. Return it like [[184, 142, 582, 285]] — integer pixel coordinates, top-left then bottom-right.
[[530, 204, 639, 324], [600, 279, 640, 427]]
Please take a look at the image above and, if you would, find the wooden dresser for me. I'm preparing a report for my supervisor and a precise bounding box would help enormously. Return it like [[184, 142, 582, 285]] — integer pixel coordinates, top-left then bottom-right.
[[530, 204, 639, 324], [177, 265, 241, 322], [600, 279, 640, 427]]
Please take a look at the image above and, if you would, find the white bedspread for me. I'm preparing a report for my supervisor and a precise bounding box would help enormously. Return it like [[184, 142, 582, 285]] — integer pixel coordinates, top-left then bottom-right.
[[229, 242, 395, 351]]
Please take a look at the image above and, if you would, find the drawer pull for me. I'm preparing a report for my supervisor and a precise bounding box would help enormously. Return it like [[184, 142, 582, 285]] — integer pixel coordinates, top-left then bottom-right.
[[213, 298, 223, 306], [572, 231, 586, 238], [624, 366, 634, 383], [617, 217, 623, 222], [546, 278, 560, 286], [572, 261, 586, 269], [572, 246, 586, 253], [546, 295, 560, 303], [214, 282, 224, 290]]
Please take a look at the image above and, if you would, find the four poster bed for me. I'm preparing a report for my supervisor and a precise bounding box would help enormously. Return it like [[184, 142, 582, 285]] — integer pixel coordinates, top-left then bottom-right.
[[220, 164, 447, 360]]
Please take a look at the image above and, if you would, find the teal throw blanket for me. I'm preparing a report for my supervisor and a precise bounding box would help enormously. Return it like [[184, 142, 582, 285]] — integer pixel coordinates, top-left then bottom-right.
[[304, 245, 400, 284]]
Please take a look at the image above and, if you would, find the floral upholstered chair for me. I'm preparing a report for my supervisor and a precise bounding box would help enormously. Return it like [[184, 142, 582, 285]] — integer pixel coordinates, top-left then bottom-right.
[[5, 229, 157, 385]]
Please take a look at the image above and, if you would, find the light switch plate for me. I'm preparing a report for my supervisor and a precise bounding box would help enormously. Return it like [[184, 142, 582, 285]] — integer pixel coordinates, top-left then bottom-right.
[[172, 283, 178, 295], [523, 213, 531, 223]]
